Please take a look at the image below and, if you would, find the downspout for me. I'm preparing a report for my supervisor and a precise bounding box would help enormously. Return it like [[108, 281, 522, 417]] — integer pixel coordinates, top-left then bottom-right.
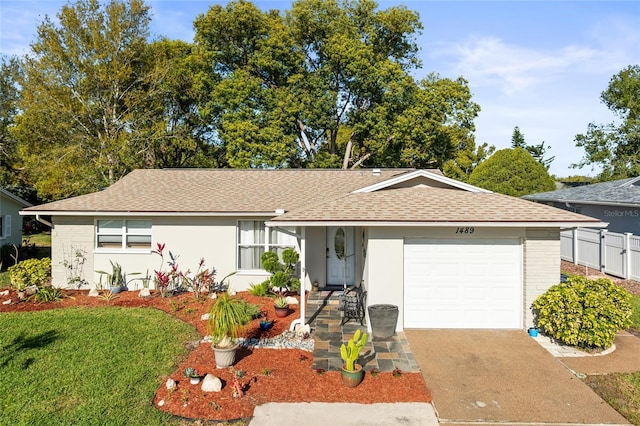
[[289, 227, 306, 331], [35, 214, 52, 228]]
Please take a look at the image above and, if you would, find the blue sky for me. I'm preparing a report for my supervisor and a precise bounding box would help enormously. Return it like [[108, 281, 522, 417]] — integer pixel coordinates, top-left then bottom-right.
[[1, 0, 639, 177]]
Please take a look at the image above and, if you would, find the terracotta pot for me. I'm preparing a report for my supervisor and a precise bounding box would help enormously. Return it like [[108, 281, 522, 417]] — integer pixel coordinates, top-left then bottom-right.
[[341, 364, 364, 388], [213, 343, 238, 368], [274, 306, 289, 318]]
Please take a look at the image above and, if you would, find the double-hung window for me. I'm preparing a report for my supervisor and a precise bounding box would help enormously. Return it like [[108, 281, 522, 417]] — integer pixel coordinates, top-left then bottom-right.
[[0, 215, 10, 238], [96, 219, 152, 250], [237, 221, 296, 270]]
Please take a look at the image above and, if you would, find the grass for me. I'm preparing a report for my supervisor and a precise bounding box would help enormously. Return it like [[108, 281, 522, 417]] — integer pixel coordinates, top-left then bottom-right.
[[0, 307, 200, 425], [23, 233, 51, 247], [586, 372, 640, 425], [629, 293, 640, 331]]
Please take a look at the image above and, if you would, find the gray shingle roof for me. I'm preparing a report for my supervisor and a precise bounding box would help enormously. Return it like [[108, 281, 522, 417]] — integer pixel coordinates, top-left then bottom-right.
[[23, 169, 413, 214], [23, 168, 603, 226], [270, 186, 600, 224], [523, 177, 640, 206]]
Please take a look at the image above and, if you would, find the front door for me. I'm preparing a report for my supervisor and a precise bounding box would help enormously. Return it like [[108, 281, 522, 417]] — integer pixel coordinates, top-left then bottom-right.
[[326, 226, 355, 287]]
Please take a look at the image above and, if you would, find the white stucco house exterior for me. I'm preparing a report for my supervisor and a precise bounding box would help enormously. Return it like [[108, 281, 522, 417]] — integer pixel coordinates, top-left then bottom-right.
[[1, 188, 31, 248], [21, 168, 604, 331]]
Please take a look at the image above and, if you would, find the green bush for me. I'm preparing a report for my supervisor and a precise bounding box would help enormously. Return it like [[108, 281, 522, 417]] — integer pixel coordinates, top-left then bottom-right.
[[8, 257, 52, 290], [533, 276, 632, 348]]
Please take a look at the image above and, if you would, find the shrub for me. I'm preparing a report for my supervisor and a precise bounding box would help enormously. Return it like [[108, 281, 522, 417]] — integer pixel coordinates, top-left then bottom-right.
[[8, 257, 52, 290], [248, 280, 271, 297], [533, 276, 632, 349]]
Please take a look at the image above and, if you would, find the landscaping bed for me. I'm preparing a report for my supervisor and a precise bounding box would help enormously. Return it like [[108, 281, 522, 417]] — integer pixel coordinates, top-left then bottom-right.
[[0, 289, 431, 423]]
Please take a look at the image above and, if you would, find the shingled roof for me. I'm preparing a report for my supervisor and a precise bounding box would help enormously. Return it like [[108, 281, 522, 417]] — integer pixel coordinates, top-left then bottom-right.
[[22, 168, 413, 214], [269, 186, 603, 226], [22, 168, 604, 227], [523, 176, 640, 207]]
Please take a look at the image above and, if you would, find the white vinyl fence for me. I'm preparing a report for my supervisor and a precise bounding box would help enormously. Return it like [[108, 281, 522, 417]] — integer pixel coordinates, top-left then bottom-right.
[[561, 228, 640, 281]]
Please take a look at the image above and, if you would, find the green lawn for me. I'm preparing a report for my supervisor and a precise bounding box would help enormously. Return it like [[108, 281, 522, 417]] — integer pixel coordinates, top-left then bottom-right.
[[630, 293, 640, 331], [23, 232, 51, 247], [586, 372, 640, 425], [0, 307, 200, 425]]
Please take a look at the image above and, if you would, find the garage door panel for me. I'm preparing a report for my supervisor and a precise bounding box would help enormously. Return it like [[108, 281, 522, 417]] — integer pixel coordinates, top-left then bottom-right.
[[404, 238, 522, 329]]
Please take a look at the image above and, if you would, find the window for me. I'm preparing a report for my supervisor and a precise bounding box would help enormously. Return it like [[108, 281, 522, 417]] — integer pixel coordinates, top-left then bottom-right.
[[0, 215, 10, 238], [96, 219, 151, 250], [237, 221, 296, 270]]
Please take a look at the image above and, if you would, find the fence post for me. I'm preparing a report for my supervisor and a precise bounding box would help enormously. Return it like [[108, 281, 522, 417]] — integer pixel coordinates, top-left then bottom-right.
[[600, 229, 607, 271], [625, 233, 632, 279], [572, 228, 578, 265]]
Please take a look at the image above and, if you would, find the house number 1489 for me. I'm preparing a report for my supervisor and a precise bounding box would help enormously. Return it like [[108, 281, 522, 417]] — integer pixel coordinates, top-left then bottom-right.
[[455, 227, 475, 234]]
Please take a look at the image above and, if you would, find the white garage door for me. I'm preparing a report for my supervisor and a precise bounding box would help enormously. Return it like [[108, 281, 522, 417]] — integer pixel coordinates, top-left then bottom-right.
[[404, 238, 522, 329]]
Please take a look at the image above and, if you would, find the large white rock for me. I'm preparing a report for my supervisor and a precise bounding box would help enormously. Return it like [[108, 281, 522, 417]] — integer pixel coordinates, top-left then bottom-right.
[[285, 296, 298, 305], [0, 290, 9, 296], [165, 378, 176, 390], [201, 313, 210, 321], [294, 324, 311, 337], [88, 288, 100, 297], [201, 374, 223, 392], [139, 288, 151, 297]]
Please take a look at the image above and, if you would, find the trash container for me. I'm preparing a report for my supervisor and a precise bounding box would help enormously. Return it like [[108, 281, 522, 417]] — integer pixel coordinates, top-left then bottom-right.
[[367, 304, 399, 340]]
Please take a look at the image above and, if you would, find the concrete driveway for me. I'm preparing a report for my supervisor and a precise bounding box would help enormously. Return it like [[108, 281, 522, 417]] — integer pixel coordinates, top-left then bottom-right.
[[405, 329, 630, 425]]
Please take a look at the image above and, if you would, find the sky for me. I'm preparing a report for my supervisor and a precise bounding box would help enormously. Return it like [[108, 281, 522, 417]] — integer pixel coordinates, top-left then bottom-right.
[[1, 0, 639, 177]]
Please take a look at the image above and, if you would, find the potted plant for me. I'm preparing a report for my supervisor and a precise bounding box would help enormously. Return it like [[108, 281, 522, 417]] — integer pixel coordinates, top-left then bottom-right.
[[273, 296, 289, 318], [207, 292, 257, 368], [183, 367, 201, 384], [340, 329, 368, 387], [96, 260, 140, 294]]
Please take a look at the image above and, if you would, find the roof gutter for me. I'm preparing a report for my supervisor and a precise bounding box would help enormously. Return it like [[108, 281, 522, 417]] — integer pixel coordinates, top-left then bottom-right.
[[265, 220, 608, 229], [20, 211, 279, 218]]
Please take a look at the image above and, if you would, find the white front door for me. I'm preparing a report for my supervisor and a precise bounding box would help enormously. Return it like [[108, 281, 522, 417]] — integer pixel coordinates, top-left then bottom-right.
[[326, 226, 355, 286]]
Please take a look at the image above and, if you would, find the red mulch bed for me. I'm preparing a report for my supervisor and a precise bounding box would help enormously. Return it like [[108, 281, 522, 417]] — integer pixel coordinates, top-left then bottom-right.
[[0, 289, 432, 422], [562, 260, 640, 296]]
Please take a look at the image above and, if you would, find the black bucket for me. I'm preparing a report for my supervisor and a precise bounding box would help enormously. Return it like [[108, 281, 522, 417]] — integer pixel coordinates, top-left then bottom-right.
[[368, 304, 399, 340]]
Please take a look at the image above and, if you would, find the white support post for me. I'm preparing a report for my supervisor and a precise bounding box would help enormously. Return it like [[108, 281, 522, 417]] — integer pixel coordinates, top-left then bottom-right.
[[290, 227, 306, 331]]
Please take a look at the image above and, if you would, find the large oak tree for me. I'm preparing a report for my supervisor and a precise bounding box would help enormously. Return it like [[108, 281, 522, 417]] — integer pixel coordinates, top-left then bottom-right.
[[573, 65, 640, 180]]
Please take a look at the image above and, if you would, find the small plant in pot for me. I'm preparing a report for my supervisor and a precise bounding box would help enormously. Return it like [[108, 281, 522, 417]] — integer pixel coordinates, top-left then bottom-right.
[[273, 296, 289, 318], [207, 291, 258, 368], [340, 329, 368, 387], [183, 367, 201, 385]]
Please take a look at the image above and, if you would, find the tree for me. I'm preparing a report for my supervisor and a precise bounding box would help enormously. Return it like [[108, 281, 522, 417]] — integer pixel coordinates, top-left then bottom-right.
[[0, 56, 20, 186], [468, 147, 556, 196], [12, 0, 213, 201], [573, 65, 640, 180], [443, 138, 495, 182], [193, 0, 479, 169], [510, 126, 554, 170]]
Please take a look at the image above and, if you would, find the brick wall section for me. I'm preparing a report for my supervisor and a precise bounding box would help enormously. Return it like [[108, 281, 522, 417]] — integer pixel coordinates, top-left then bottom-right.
[[523, 229, 560, 327], [51, 216, 94, 288]]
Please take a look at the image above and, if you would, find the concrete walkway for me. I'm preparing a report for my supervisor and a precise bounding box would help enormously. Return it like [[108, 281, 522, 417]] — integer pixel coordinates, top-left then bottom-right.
[[405, 329, 632, 425], [249, 402, 438, 426]]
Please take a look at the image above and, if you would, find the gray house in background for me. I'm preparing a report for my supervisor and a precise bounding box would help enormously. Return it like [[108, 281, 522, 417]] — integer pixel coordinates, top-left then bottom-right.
[[0, 188, 32, 248], [523, 177, 640, 235]]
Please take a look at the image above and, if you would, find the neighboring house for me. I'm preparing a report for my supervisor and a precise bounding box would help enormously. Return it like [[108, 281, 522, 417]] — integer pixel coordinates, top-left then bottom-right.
[[21, 168, 603, 330], [0, 188, 32, 248], [523, 176, 640, 235]]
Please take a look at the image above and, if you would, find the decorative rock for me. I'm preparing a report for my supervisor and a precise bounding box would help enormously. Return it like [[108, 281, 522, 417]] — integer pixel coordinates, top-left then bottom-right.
[[138, 288, 151, 297], [239, 330, 314, 352], [294, 324, 311, 338], [201, 374, 223, 392], [201, 313, 210, 321], [166, 378, 176, 390], [209, 292, 217, 300], [228, 288, 236, 296], [0, 290, 9, 296], [157, 400, 165, 407], [88, 288, 100, 297], [285, 296, 298, 305], [3, 299, 12, 305]]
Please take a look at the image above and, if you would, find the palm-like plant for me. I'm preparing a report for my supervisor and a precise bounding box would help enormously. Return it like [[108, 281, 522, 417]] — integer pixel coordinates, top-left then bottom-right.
[[207, 292, 256, 348]]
